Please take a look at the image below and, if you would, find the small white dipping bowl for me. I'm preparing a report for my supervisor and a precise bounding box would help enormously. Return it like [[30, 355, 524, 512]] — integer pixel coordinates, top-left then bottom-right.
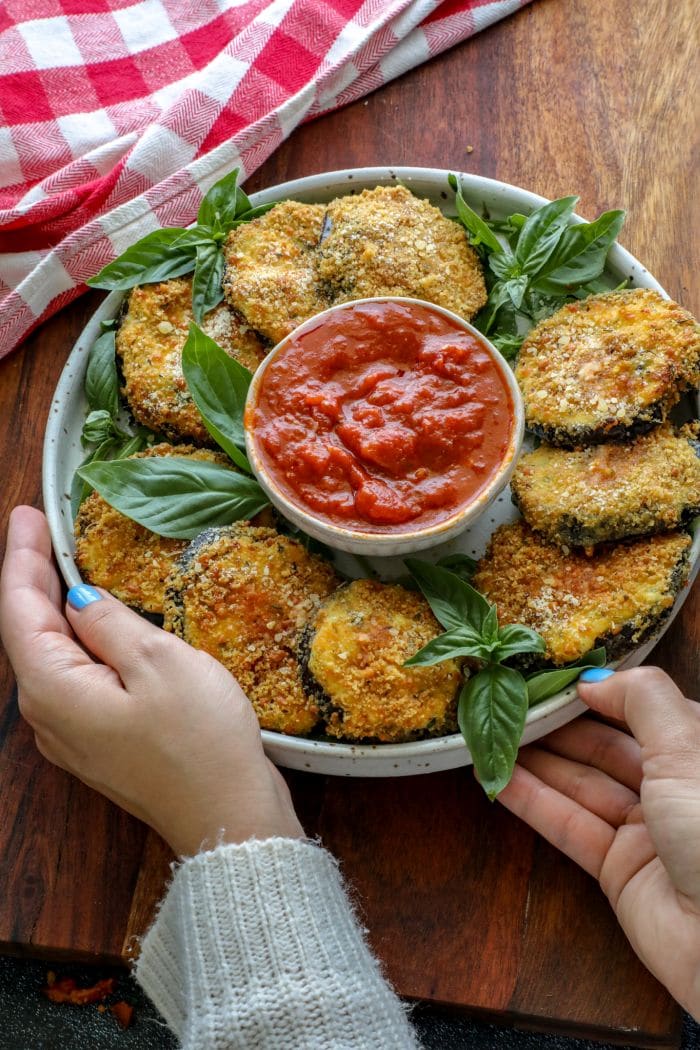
[[245, 296, 524, 556]]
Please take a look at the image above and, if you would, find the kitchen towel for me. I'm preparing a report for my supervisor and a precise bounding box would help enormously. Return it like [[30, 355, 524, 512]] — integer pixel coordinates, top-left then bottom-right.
[[0, 0, 530, 357]]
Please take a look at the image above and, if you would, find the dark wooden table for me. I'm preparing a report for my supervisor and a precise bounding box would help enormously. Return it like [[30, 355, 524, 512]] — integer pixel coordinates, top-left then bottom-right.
[[1, 0, 698, 1046]]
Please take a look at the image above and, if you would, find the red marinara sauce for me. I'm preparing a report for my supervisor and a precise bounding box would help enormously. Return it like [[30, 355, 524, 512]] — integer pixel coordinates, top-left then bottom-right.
[[248, 300, 515, 533]]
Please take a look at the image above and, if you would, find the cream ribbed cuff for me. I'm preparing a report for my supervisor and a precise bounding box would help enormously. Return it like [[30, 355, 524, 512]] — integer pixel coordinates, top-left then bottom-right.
[[135, 838, 419, 1049]]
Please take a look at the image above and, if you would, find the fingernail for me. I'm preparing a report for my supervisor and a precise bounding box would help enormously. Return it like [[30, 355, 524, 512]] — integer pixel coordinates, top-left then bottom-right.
[[67, 585, 103, 610], [579, 667, 615, 683]]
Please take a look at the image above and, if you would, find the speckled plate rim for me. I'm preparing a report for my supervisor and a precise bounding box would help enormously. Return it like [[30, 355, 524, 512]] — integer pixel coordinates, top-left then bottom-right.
[[43, 166, 700, 777]]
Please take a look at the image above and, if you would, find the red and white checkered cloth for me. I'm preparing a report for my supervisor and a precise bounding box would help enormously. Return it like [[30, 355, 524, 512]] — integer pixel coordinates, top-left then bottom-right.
[[0, 0, 530, 358]]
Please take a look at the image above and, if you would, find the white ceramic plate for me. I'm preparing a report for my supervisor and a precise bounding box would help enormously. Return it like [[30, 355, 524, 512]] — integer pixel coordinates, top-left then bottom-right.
[[43, 167, 700, 777]]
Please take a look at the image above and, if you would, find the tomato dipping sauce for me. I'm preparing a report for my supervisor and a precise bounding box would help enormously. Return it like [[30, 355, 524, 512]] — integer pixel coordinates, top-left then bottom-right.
[[247, 300, 516, 533]]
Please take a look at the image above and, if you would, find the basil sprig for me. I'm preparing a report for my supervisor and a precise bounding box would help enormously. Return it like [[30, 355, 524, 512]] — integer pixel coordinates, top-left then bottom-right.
[[77, 457, 269, 539], [73, 320, 270, 534], [71, 324, 155, 517], [181, 323, 253, 473], [87, 168, 277, 323], [404, 559, 606, 799], [525, 647, 607, 706], [447, 173, 625, 359]]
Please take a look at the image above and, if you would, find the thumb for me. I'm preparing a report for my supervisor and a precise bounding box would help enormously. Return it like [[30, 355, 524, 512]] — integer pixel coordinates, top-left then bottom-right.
[[578, 666, 700, 771], [65, 584, 195, 694]]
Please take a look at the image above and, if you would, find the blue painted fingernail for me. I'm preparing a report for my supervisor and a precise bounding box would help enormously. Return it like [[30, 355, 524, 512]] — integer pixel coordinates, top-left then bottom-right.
[[579, 667, 615, 683], [67, 585, 103, 610]]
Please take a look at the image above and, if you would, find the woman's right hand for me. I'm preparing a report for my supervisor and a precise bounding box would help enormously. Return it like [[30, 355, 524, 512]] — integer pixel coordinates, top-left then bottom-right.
[[497, 665, 700, 1020], [0, 506, 304, 856]]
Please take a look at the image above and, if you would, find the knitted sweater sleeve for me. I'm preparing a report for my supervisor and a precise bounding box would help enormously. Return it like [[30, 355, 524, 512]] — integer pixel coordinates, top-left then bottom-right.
[[134, 837, 420, 1049]]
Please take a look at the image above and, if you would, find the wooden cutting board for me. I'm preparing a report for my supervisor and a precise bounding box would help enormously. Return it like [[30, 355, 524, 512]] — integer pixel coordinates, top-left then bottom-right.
[[0, 1, 697, 1045]]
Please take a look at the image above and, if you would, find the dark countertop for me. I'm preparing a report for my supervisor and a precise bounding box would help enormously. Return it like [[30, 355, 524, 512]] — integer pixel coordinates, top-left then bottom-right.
[[1, 955, 697, 1049]]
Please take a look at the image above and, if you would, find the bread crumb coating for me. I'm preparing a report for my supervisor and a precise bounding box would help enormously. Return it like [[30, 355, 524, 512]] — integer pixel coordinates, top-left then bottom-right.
[[118, 277, 266, 444], [304, 579, 461, 742], [164, 525, 341, 735], [474, 521, 691, 665], [515, 289, 700, 447]]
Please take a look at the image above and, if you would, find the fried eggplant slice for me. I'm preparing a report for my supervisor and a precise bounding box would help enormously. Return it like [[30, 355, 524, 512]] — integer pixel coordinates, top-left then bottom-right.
[[117, 277, 266, 444], [515, 289, 700, 447], [511, 424, 700, 547], [163, 524, 341, 735], [74, 444, 232, 616], [223, 200, 329, 345], [300, 579, 461, 742], [473, 521, 692, 666], [316, 185, 487, 321]]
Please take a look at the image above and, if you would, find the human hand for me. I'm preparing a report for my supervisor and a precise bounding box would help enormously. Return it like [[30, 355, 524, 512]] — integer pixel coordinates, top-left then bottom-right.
[[497, 666, 700, 1019], [0, 506, 303, 856]]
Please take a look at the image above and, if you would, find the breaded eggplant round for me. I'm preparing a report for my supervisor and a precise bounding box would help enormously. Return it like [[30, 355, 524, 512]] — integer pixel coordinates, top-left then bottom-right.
[[473, 520, 691, 666], [515, 289, 700, 447], [117, 277, 266, 444], [163, 524, 341, 735], [315, 185, 487, 321], [511, 424, 700, 547], [300, 579, 461, 742], [223, 200, 329, 345], [74, 443, 232, 616]]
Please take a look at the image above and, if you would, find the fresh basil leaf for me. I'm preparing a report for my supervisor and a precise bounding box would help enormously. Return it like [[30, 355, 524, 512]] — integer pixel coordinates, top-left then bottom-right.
[[77, 457, 269, 539], [100, 318, 118, 332], [173, 227, 219, 249], [534, 210, 625, 290], [448, 174, 503, 253], [489, 330, 523, 361], [181, 323, 252, 472], [477, 281, 514, 334], [493, 624, 546, 663], [435, 553, 477, 580], [459, 664, 528, 800], [87, 228, 197, 290], [488, 251, 517, 280], [233, 202, 277, 223], [504, 275, 529, 310], [115, 428, 153, 459], [81, 409, 119, 447], [71, 438, 117, 518], [482, 604, 499, 646], [404, 625, 489, 667], [197, 168, 242, 231], [526, 647, 607, 706], [515, 196, 578, 275], [191, 243, 225, 324], [85, 330, 119, 417], [235, 185, 252, 215], [405, 558, 493, 633]]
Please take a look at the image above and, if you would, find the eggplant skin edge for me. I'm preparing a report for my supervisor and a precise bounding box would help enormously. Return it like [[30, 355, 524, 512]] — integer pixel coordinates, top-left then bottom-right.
[[508, 542, 692, 673]]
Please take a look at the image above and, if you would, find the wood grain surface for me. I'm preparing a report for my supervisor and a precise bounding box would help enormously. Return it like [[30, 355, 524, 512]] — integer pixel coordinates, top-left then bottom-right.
[[0, 0, 697, 1045]]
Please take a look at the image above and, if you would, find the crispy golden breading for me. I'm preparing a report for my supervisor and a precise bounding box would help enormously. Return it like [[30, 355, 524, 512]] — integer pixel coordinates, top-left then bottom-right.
[[117, 277, 266, 444], [163, 525, 341, 735], [223, 187, 487, 344], [301, 579, 461, 742], [315, 185, 487, 320], [515, 289, 700, 447], [74, 444, 232, 616], [473, 521, 691, 666], [223, 200, 329, 345], [511, 424, 700, 547]]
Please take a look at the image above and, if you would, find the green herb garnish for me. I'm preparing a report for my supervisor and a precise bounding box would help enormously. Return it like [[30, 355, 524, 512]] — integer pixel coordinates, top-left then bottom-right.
[[87, 169, 276, 323], [74, 321, 269, 533], [448, 173, 625, 359], [76, 456, 269, 539], [181, 323, 253, 473], [71, 325, 155, 516], [404, 558, 606, 799], [525, 647, 607, 706]]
